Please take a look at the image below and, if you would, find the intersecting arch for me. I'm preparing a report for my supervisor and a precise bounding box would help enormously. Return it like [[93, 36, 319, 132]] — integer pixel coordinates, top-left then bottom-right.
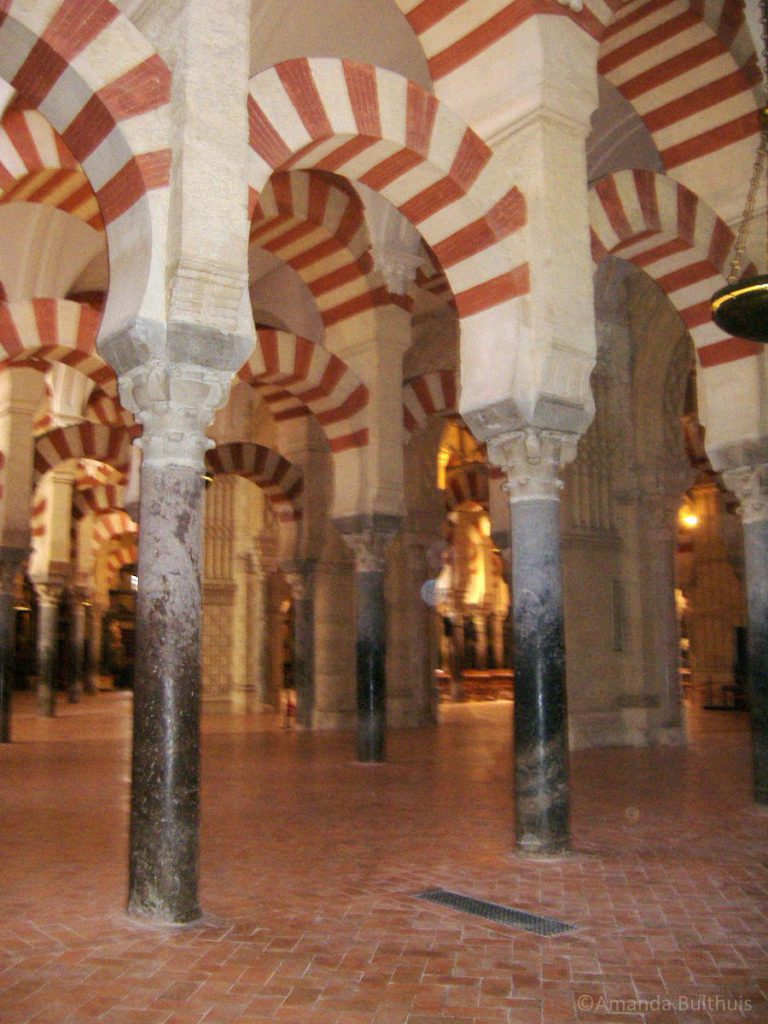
[[0, 299, 115, 393], [589, 168, 765, 449], [33, 423, 132, 484], [402, 370, 458, 443], [205, 443, 303, 524], [251, 172, 381, 329], [0, 109, 103, 229], [597, 0, 761, 180], [237, 329, 369, 454], [248, 58, 528, 325], [0, 1, 173, 337]]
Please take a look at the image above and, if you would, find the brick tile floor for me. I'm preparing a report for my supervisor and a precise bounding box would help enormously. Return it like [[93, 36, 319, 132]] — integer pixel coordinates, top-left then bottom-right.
[[0, 692, 766, 1023]]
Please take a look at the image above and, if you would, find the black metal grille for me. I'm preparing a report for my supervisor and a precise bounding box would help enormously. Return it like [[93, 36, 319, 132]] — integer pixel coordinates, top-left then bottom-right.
[[415, 888, 575, 936]]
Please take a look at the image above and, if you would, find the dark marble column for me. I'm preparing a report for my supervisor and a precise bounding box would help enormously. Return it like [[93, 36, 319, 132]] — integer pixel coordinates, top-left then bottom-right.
[[723, 464, 768, 805], [490, 429, 578, 855], [449, 612, 465, 701], [285, 561, 315, 728], [32, 580, 65, 718], [337, 514, 400, 763], [121, 361, 232, 925], [0, 549, 23, 742]]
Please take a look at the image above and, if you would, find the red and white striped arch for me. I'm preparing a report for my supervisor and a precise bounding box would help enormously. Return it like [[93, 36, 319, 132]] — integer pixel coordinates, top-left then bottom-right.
[[0, 299, 115, 393], [598, 0, 761, 179], [0, 109, 102, 228], [393, 1, 606, 82], [445, 461, 490, 509], [205, 443, 303, 523], [251, 172, 386, 329], [72, 482, 124, 520], [33, 422, 131, 484], [402, 369, 458, 442], [106, 538, 138, 581], [93, 509, 137, 548], [237, 329, 369, 453], [0, 1, 172, 337], [590, 169, 760, 368], [248, 58, 528, 324], [84, 391, 136, 429]]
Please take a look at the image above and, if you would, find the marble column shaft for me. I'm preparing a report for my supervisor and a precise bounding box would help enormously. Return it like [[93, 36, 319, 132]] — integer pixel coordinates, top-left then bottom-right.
[[34, 583, 64, 718], [743, 518, 768, 804], [510, 499, 570, 853], [121, 359, 234, 925], [68, 594, 86, 704], [128, 462, 203, 923], [490, 429, 576, 856], [337, 515, 400, 763], [724, 463, 768, 805], [0, 551, 23, 742], [286, 564, 315, 728], [355, 568, 386, 761]]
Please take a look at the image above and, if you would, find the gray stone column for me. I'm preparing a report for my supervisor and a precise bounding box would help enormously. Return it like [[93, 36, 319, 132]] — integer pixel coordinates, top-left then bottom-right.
[[32, 579, 66, 718], [637, 470, 688, 734], [120, 361, 231, 924], [723, 463, 768, 805], [449, 613, 466, 701], [489, 429, 577, 855], [86, 600, 105, 694], [0, 548, 24, 742], [68, 589, 88, 704], [284, 561, 316, 728], [337, 515, 400, 762]]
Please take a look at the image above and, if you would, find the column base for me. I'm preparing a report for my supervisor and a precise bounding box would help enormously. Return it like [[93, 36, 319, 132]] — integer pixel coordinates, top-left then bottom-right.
[[37, 683, 55, 718], [514, 836, 571, 857], [127, 898, 203, 928]]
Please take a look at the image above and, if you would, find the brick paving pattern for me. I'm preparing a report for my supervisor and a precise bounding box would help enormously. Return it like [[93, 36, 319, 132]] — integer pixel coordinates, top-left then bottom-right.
[[0, 693, 766, 1023]]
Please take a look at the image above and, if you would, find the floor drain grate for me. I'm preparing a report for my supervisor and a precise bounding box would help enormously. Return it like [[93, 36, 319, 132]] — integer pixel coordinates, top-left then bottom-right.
[[415, 888, 576, 936]]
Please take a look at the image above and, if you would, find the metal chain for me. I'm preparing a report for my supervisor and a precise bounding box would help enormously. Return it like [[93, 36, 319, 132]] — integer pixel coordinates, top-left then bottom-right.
[[729, 125, 768, 281], [727, 0, 768, 282]]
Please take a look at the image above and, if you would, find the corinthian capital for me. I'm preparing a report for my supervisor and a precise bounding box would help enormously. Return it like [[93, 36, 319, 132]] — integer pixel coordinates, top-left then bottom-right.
[[723, 463, 768, 525], [335, 514, 401, 573], [488, 428, 578, 504], [120, 361, 233, 471]]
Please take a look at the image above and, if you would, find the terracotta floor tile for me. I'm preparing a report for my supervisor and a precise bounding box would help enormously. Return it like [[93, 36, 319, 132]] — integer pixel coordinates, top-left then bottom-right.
[[0, 696, 766, 1024]]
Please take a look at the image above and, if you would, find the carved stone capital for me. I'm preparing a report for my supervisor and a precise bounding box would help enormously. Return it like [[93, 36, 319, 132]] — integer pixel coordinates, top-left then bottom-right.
[[371, 245, 424, 296], [120, 361, 233, 471], [723, 463, 768, 525], [32, 579, 66, 608], [283, 560, 316, 601], [488, 428, 578, 504], [335, 514, 401, 573]]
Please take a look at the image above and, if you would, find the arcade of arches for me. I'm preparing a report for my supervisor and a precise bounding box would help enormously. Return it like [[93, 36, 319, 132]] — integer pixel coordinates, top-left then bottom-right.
[[0, 0, 766, 926]]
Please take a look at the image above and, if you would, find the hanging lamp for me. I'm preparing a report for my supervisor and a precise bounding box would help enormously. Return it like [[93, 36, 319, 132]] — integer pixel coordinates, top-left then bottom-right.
[[711, 0, 768, 342]]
